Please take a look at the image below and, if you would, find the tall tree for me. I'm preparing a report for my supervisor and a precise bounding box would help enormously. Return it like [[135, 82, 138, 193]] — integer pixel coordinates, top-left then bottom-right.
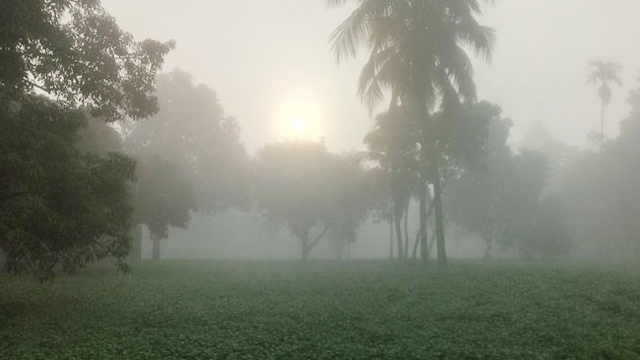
[[124, 69, 250, 214], [123, 69, 249, 259], [329, 0, 494, 266], [0, 0, 171, 279], [588, 60, 622, 149]]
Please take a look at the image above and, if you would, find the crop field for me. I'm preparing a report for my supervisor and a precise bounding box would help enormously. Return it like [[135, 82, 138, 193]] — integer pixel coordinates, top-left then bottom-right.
[[1, 260, 640, 359]]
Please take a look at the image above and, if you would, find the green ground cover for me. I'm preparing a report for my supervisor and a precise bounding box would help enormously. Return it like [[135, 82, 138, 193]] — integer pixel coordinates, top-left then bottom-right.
[[1, 260, 640, 359]]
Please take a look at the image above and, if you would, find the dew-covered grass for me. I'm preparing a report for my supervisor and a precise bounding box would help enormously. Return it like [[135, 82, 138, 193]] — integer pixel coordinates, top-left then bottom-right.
[[1, 260, 640, 359]]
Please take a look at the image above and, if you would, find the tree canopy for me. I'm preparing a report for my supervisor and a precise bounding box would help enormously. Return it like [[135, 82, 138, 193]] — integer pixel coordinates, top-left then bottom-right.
[[0, 0, 174, 120]]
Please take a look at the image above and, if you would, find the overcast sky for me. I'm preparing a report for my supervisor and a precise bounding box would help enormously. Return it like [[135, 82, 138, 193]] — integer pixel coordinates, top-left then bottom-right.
[[102, 0, 640, 153]]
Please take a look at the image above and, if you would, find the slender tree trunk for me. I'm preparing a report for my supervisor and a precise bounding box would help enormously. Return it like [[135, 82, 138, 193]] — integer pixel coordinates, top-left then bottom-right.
[[600, 100, 605, 151], [130, 224, 143, 262], [483, 236, 493, 260], [299, 226, 328, 262], [433, 162, 447, 267], [301, 243, 310, 262], [394, 198, 404, 261], [389, 200, 394, 260], [151, 233, 161, 261], [418, 181, 428, 263], [404, 198, 410, 260], [412, 228, 420, 261]]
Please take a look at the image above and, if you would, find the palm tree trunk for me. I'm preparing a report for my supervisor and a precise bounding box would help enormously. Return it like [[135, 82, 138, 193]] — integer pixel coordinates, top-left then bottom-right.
[[418, 181, 428, 263], [404, 198, 410, 260], [389, 199, 394, 260], [394, 198, 404, 261], [433, 161, 447, 267], [600, 100, 605, 151]]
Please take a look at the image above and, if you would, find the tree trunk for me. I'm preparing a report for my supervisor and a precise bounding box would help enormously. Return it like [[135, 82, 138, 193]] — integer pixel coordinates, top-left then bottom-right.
[[130, 224, 143, 262], [483, 237, 493, 260], [418, 181, 428, 263], [394, 198, 404, 261], [151, 233, 161, 261], [433, 162, 447, 268], [404, 198, 410, 260], [600, 100, 605, 151], [389, 200, 394, 260], [301, 243, 310, 262], [299, 225, 328, 262]]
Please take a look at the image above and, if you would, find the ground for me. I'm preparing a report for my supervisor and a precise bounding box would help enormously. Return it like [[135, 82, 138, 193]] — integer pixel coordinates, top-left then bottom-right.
[[1, 260, 640, 359]]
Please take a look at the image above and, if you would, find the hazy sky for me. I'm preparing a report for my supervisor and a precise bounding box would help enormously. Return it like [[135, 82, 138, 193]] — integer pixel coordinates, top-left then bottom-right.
[[102, 0, 640, 153]]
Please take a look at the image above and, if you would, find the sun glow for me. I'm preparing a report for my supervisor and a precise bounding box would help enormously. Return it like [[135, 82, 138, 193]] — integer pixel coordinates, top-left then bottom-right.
[[273, 92, 324, 141], [292, 117, 308, 136]]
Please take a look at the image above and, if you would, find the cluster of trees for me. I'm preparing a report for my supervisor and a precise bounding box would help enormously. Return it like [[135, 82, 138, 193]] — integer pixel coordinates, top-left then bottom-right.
[[547, 75, 640, 258], [3, 1, 639, 281], [329, 0, 495, 266], [0, 0, 173, 280]]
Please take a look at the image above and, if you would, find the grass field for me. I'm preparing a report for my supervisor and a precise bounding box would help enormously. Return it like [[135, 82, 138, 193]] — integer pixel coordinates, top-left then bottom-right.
[[1, 260, 640, 359]]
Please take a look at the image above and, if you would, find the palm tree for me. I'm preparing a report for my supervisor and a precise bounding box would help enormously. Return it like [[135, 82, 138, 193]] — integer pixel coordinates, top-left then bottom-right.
[[588, 60, 622, 149], [329, 0, 494, 267]]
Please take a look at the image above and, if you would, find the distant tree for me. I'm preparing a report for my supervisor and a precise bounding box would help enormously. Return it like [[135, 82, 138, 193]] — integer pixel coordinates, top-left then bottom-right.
[[446, 102, 513, 258], [518, 195, 571, 260], [329, 0, 494, 267], [588, 60, 622, 148], [0, 97, 136, 280], [365, 106, 419, 261], [123, 69, 249, 259], [253, 140, 372, 261], [325, 153, 376, 259], [134, 155, 196, 260], [124, 69, 250, 214]]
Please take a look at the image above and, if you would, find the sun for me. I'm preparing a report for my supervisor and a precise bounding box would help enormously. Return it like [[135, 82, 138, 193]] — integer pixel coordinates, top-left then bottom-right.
[[273, 92, 324, 141], [291, 117, 308, 137]]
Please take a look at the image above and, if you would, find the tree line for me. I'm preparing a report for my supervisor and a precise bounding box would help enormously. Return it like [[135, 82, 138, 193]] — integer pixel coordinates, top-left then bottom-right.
[[2, 0, 639, 280]]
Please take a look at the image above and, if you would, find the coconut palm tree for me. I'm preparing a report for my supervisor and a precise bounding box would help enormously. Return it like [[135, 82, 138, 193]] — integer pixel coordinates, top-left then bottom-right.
[[329, 0, 494, 267], [588, 60, 622, 149]]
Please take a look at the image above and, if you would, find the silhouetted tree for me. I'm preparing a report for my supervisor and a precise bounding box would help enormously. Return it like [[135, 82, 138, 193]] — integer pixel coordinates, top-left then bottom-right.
[[588, 60, 622, 148], [123, 69, 249, 259], [0, 1, 171, 279], [135, 156, 196, 260], [0, 97, 136, 280], [329, 0, 494, 267], [253, 140, 373, 261]]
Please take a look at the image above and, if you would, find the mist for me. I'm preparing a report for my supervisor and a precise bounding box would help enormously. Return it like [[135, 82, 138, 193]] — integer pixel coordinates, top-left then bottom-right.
[[2, 1, 640, 358]]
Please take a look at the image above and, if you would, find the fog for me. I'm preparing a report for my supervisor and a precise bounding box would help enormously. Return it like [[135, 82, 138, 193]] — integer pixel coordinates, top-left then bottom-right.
[[90, 0, 640, 262], [102, 0, 640, 152], [4, 2, 640, 358]]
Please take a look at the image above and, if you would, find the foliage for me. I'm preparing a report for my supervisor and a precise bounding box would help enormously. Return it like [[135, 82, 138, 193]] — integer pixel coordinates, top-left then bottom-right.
[[588, 60, 622, 106], [446, 103, 565, 258], [0, 96, 136, 281], [2, 260, 640, 359], [330, 0, 495, 267], [0, 0, 174, 121], [124, 69, 250, 214], [0, 1, 171, 278], [556, 77, 640, 257], [134, 155, 196, 241], [253, 140, 372, 260]]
